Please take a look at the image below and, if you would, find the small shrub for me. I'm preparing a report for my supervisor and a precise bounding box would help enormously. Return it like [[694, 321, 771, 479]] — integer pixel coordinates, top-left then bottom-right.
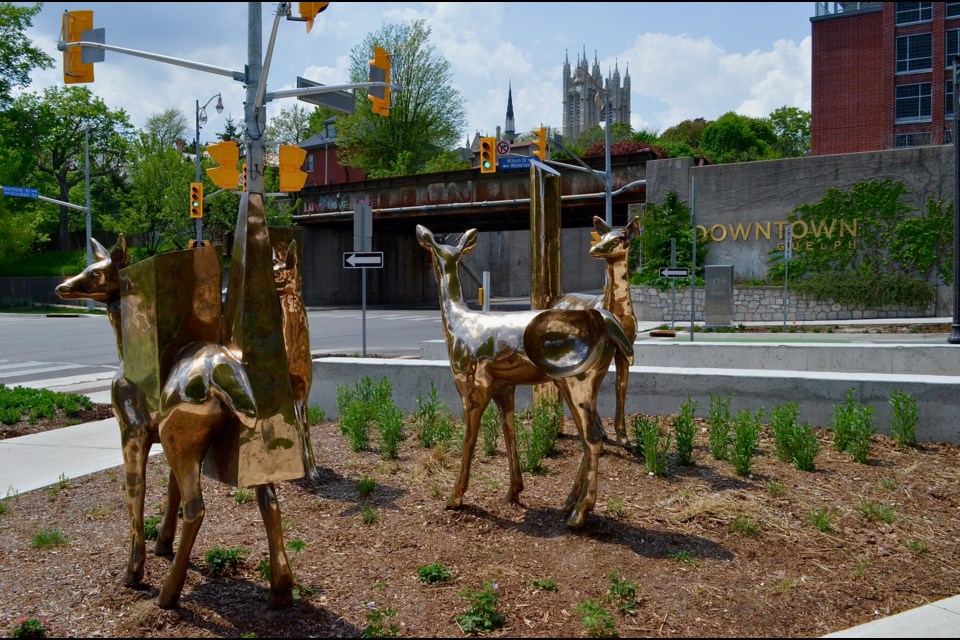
[[856, 501, 896, 524], [362, 606, 402, 638], [417, 563, 453, 584], [233, 488, 255, 504], [728, 515, 760, 536], [529, 578, 557, 591], [809, 508, 835, 533], [906, 538, 930, 554], [668, 549, 697, 565], [878, 477, 898, 491], [673, 397, 698, 466], [360, 503, 380, 525], [0, 500, 7, 517], [287, 538, 307, 553], [730, 408, 764, 476], [306, 405, 325, 425], [31, 529, 67, 549], [575, 599, 618, 638], [414, 382, 454, 449], [607, 572, 640, 615], [768, 481, 787, 498], [376, 405, 405, 460], [770, 402, 800, 462], [47, 473, 69, 500], [11, 617, 47, 638], [357, 476, 377, 498], [203, 546, 249, 577], [832, 387, 857, 452], [456, 583, 505, 634], [517, 400, 563, 473], [641, 419, 671, 476], [606, 497, 626, 517], [847, 404, 874, 464], [480, 404, 500, 457], [707, 392, 732, 460], [257, 559, 271, 581], [338, 377, 394, 452], [143, 516, 161, 541], [889, 390, 918, 448], [790, 422, 820, 472]]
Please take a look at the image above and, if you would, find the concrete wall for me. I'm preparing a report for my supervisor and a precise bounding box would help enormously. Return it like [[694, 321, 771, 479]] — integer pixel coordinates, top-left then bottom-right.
[[310, 357, 960, 445], [0, 277, 93, 308], [646, 147, 954, 280]]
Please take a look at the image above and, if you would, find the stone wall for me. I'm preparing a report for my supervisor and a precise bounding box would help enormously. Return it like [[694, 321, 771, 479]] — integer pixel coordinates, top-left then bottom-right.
[[630, 285, 938, 323]]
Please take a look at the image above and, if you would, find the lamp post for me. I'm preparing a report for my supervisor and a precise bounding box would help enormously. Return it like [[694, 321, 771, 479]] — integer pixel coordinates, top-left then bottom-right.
[[194, 93, 224, 243], [951, 57, 960, 344], [81, 121, 93, 312], [573, 68, 613, 228]]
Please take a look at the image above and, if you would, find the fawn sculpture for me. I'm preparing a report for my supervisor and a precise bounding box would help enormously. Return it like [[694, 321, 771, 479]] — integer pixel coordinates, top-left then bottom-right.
[[417, 225, 633, 527], [552, 215, 641, 447], [55, 235, 298, 609]]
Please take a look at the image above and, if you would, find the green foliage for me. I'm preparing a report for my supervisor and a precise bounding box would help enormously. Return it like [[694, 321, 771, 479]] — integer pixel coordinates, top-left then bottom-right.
[[11, 617, 47, 639], [233, 488, 254, 505], [770, 402, 801, 462], [832, 387, 858, 452], [846, 406, 874, 465], [789, 421, 821, 472], [630, 192, 710, 285], [906, 538, 930, 554], [857, 501, 896, 524], [203, 546, 249, 577], [673, 397, 698, 466], [730, 408, 764, 476], [700, 111, 777, 164], [889, 390, 918, 448], [307, 405, 325, 426], [768, 481, 787, 498], [357, 476, 377, 498], [31, 529, 67, 549], [287, 539, 307, 554], [659, 117, 710, 149], [668, 549, 697, 565], [0, 384, 92, 425], [529, 578, 557, 591], [337, 376, 395, 453], [47, 473, 69, 500], [480, 404, 500, 457], [143, 516, 160, 541], [337, 20, 467, 178], [575, 599, 618, 638], [360, 503, 380, 525], [257, 559, 271, 582], [456, 583, 505, 634], [0, 2, 53, 104], [634, 417, 670, 475], [377, 405, 405, 460], [808, 508, 835, 533], [417, 563, 453, 584], [414, 382, 454, 449], [607, 573, 640, 615], [517, 400, 563, 474], [769, 106, 811, 157], [362, 607, 402, 638], [729, 515, 760, 536], [606, 496, 626, 517], [707, 393, 732, 461]]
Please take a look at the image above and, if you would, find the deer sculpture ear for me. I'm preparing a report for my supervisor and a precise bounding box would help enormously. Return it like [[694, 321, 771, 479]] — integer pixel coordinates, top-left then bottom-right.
[[459, 228, 478, 256], [90, 238, 110, 263], [285, 240, 298, 270], [416, 225, 435, 251], [110, 234, 129, 269], [624, 215, 642, 238], [593, 216, 611, 235]]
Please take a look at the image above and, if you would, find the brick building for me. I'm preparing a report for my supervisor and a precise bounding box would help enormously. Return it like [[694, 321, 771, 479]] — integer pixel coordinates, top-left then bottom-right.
[[812, 1, 960, 155]]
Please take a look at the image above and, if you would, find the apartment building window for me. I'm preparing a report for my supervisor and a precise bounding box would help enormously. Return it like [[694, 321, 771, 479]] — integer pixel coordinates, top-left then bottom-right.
[[896, 33, 932, 73], [895, 83, 932, 122], [305, 153, 314, 173], [948, 30, 960, 66], [895, 132, 931, 147], [947, 80, 955, 117], [948, 3, 960, 18], [895, 2, 931, 25]]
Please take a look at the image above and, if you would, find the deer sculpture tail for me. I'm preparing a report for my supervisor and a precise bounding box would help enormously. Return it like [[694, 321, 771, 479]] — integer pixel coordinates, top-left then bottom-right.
[[523, 308, 634, 379]]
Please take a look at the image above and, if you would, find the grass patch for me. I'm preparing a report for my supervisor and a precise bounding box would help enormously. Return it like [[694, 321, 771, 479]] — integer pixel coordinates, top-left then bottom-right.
[[233, 488, 255, 504], [809, 507, 835, 533], [767, 481, 787, 498], [0, 384, 92, 426], [360, 503, 380, 526], [906, 538, 930, 554], [728, 515, 760, 536], [667, 549, 697, 565], [856, 501, 896, 524], [574, 599, 618, 638], [529, 578, 557, 591], [357, 476, 377, 498], [606, 496, 627, 517], [31, 529, 67, 549], [203, 546, 249, 577], [417, 563, 453, 584]]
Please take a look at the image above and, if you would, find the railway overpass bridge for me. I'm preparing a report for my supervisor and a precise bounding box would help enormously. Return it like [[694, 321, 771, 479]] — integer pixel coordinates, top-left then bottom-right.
[[291, 151, 658, 306]]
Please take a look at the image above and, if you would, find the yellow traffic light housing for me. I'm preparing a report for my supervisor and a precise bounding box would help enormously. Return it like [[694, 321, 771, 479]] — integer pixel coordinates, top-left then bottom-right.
[[62, 11, 95, 84], [278, 145, 308, 192], [189, 182, 204, 219], [368, 46, 391, 117], [299, 2, 330, 33], [205, 141, 239, 190], [479, 136, 496, 174], [532, 126, 548, 162], [241, 163, 247, 192]]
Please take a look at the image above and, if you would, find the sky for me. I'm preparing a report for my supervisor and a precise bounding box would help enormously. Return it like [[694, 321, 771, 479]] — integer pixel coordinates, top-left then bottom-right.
[[16, 2, 815, 144]]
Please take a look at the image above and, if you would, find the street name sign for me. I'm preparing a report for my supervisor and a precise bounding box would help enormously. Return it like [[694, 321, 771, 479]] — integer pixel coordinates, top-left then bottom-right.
[[1, 186, 39, 199], [498, 156, 531, 170]]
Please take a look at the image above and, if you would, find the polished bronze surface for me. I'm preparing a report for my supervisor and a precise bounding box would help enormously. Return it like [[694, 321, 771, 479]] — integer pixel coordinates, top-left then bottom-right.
[[529, 162, 563, 408], [417, 224, 633, 527], [551, 216, 641, 447]]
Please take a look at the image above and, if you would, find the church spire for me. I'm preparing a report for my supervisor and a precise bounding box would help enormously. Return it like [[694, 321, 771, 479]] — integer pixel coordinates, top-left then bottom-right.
[[504, 81, 516, 142]]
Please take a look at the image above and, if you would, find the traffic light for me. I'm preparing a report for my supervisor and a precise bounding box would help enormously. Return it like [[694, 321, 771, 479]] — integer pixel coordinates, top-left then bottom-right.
[[278, 145, 308, 192], [241, 163, 247, 192], [189, 182, 203, 219], [368, 46, 391, 117], [479, 136, 496, 174], [188, 239, 211, 249], [62, 10, 95, 84], [532, 126, 548, 162], [299, 2, 329, 33], [205, 141, 239, 190]]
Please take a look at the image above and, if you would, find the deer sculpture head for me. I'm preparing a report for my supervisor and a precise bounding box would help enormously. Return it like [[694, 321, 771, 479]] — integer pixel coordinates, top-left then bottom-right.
[[55, 235, 128, 304], [588, 215, 641, 262]]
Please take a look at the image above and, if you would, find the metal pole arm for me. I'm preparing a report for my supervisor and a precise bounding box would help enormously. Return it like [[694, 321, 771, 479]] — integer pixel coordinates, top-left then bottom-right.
[[59, 41, 243, 81], [266, 81, 401, 102]]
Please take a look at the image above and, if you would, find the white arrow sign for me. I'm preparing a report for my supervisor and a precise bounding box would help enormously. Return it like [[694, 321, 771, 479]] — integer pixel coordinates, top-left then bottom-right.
[[343, 251, 384, 269], [659, 267, 690, 278]]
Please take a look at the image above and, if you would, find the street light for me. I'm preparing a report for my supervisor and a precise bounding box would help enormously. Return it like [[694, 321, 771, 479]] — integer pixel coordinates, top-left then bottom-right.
[[79, 121, 93, 312], [573, 67, 613, 228], [194, 92, 224, 243]]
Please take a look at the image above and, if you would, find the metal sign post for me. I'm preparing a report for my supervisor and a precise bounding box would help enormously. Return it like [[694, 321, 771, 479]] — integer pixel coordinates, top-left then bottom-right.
[[690, 176, 697, 342], [354, 201, 373, 356], [784, 225, 793, 332], [670, 238, 677, 328]]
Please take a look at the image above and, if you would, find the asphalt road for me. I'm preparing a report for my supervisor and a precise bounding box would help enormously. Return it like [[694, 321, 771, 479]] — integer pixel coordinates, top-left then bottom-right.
[[0, 308, 444, 387]]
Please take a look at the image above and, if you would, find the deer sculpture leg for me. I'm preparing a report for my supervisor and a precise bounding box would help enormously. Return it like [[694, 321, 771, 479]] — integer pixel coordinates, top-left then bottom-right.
[[447, 387, 491, 509], [492, 386, 524, 503], [556, 368, 608, 528], [256, 483, 295, 609], [612, 351, 631, 448], [154, 468, 181, 557]]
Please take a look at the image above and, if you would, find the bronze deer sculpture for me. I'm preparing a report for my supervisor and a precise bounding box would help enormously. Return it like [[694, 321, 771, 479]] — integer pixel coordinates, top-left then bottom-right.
[[552, 215, 641, 447], [55, 236, 296, 609], [417, 225, 633, 527]]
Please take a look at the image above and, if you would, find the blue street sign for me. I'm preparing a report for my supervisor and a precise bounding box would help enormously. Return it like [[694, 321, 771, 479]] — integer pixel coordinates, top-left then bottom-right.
[[498, 156, 531, 171], [1, 186, 39, 199]]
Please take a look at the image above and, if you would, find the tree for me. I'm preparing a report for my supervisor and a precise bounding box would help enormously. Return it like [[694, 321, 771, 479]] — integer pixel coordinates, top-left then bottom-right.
[[266, 104, 314, 147], [631, 191, 710, 287], [769, 106, 811, 157], [336, 19, 467, 178], [0, 2, 52, 105], [8, 86, 133, 251], [145, 108, 190, 149], [217, 116, 241, 142], [699, 112, 777, 164], [659, 118, 710, 149]]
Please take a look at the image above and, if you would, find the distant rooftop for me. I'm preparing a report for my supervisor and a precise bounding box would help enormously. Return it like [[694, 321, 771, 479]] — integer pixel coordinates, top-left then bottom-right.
[[813, 2, 883, 19]]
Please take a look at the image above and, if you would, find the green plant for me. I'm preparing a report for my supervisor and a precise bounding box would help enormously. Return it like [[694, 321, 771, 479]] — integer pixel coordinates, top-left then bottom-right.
[[456, 583, 505, 633], [768, 481, 787, 498], [878, 477, 898, 491], [306, 405, 325, 425], [376, 405, 405, 460], [673, 397, 698, 466], [729, 515, 760, 536], [529, 578, 557, 591], [517, 400, 563, 473], [770, 402, 800, 462], [360, 503, 380, 525], [832, 387, 859, 452], [0, 384, 92, 426], [730, 408, 764, 476], [790, 422, 820, 472], [606, 497, 626, 517], [0, 500, 7, 517], [337, 377, 395, 452], [203, 546, 249, 577], [574, 599, 618, 638], [640, 418, 671, 476], [362, 606, 402, 638], [809, 508, 835, 533], [847, 404, 874, 464], [906, 538, 930, 554], [480, 404, 500, 457], [143, 516, 161, 541], [853, 558, 868, 577], [707, 393, 732, 460], [889, 390, 918, 448], [31, 529, 67, 549], [46, 473, 69, 499], [856, 501, 896, 524], [257, 559, 271, 581], [630, 191, 710, 286], [233, 488, 255, 504], [414, 382, 454, 449], [11, 617, 47, 638], [417, 563, 453, 584], [607, 572, 640, 615], [668, 549, 697, 565], [287, 538, 307, 553], [357, 476, 377, 498]]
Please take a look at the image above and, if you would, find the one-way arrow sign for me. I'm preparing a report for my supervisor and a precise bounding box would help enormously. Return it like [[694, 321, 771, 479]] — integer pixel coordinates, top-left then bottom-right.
[[659, 267, 690, 278], [343, 251, 384, 269]]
